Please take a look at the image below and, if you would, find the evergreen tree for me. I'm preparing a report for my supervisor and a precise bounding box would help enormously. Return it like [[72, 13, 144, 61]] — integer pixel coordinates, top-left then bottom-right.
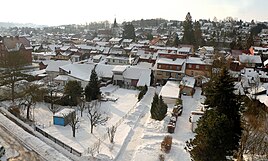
[[246, 33, 254, 49], [202, 67, 242, 157], [194, 21, 203, 48], [123, 23, 136, 41], [64, 80, 83, 106], [138, 85, 148, 101], [85, 68, 101, 102], [150, 94, 167, 121], [182, 12, 196, 46], [186, 110, 236, 161], [173, 33, 180, 47]]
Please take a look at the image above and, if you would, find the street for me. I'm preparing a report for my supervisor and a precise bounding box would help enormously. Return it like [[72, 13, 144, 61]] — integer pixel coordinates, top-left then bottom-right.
[[0, 124, 43, 161]]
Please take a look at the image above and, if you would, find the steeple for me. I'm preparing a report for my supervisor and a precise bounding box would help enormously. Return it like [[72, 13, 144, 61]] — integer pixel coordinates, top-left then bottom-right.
[[113, 18, 118, 28]]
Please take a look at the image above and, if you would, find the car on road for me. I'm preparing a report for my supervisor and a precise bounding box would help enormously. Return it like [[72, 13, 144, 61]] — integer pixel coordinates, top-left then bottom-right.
[[0, 144, 5, 158]]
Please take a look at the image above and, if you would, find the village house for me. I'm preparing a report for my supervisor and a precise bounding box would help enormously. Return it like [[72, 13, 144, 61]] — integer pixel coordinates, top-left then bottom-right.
[[185, 57, 212, 86], [238, 54, 262, 68], [0, 36, 32, 67], [39, 60, 71, 82], [154, 57, 186, 84], [109, 38, 123, 45]]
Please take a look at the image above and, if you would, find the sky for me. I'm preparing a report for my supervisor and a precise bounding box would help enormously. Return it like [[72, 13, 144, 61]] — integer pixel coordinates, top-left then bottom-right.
[[1, 0, 267, 26]]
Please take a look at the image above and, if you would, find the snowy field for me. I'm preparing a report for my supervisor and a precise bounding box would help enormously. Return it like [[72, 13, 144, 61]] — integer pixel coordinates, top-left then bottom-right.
[[34, 85, 141, 158], [1, 86, 205, 160]]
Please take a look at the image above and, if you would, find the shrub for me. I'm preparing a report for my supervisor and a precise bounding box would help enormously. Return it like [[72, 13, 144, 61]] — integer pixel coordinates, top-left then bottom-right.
[[161, 135, 172, 153]]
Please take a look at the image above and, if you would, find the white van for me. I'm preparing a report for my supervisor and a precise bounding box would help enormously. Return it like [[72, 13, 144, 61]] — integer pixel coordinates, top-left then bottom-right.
[[0, 144, 5, 158]]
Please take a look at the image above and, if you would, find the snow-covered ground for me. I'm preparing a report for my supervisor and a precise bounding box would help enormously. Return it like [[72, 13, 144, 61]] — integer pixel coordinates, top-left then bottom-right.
[[131, 87, 204, 161], [1, 85, 205, 160], [33, 85, 141, 159]]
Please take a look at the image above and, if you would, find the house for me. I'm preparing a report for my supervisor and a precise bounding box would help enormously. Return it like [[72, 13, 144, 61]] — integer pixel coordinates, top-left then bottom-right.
[[0, 36, 32, 67], [198, 46, 214, 58], [112, 65, 128, 86], [249, 46, 268, 56], [180, 76, 196, 96], [121, 39, 133, 47], [123, 66, 151, 87], [185, 57, 212, 86], [154, 58, 186, 84], [53, 108, 75, 126], [159, 81, 180, 104], [238, 54, 262, 68], [106, 55, 135, 65], [39, 60, 71, 81], [109, 38, 122, 45], [57, 63, 95, 88]]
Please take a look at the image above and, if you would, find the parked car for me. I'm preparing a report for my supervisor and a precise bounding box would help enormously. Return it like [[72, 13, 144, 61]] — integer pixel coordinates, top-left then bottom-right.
[[173, 104, 183, 116], [0, 144, 5, 158]]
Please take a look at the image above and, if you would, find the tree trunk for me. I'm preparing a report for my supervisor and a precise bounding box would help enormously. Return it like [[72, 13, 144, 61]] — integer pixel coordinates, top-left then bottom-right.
[[27, 105, 31, 120], [91, 124, 94, 134], [11, 80, 15, 102], [72, 127, 76, 137], [81, 110, 83, 117]]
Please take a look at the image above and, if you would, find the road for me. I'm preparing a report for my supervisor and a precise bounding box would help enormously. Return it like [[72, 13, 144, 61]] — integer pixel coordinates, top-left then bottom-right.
[[0, 124, 43, 161]]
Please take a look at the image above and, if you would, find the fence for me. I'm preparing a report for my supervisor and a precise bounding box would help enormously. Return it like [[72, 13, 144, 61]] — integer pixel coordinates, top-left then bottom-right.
[[35, 126, 82, 157]]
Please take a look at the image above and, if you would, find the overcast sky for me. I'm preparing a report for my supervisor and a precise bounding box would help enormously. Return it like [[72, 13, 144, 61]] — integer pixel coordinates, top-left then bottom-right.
[[1, 0, 267, 26]]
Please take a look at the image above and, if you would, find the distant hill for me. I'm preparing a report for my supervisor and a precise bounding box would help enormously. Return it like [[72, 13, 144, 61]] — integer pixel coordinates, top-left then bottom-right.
[[0, 22, 47, 28]]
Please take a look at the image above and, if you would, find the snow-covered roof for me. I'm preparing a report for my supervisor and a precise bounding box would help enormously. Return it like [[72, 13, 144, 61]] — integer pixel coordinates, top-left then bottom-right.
[[157, 58, 185, 65], [186, 57, 208, 65], [123, 66, 151, 86], [122, 39, 133, 43], [95, 64, 116, 78], [60, 46, 70, 51], [54, 75, 69, 81], [159, 81, 180, 99], [112, 65, 128, 73], [27, 69, 46, 76], [54, 108, 75, 117], [59, 63, 95, 81], [180, 76, 196, 88], [42, 60, 71, 72], [239, 54, 262, 64], [177, 47, 191, 53], [109, 38, 122, 42]]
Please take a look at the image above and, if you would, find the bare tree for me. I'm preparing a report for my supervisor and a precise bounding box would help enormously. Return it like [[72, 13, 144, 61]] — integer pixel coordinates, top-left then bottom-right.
[[107, 126, 117, 143], [87, 100, 108, 134], [237, 97, 268, 160], [77, 97, 86, 117], [47, 82, 61, 114], [20, 83, 47, 120], [89, 139, 101, 157], [67, 111, 79, 137]]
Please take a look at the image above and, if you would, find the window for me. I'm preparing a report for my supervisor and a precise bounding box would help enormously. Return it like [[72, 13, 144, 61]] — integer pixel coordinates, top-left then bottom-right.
[[177, 66, 180, 70], [166, 72, 170, 76], [188, 64, 192, 68], [169, 65, 173, 70], [158, 64, 162, 68], [196, 65, 199, 69]]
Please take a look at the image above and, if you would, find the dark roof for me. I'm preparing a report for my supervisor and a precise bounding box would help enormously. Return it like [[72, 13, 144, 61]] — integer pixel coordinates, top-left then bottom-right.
[[2, 36, 31, 50]]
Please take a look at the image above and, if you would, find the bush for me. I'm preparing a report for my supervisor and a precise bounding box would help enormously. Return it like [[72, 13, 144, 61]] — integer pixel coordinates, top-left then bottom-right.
[[138, 85, 148, 101], [161, 135, 172, 153]]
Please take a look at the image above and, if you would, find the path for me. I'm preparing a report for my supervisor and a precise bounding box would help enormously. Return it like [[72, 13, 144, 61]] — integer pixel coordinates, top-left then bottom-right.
[[115, 87, 155, 161]]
